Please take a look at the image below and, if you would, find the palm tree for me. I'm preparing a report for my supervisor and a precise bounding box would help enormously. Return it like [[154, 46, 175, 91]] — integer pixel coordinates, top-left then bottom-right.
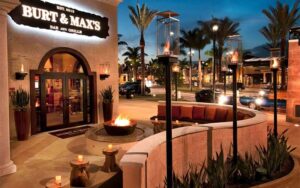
[[118, 34, 128, 46], [262, 0, 300, 88], [199, 17, 239, 82], [180, 29, 198, 91], [194, 29, 210, 88], [260, 24, 280, 48], [122, 46, 141, 81], [128, 4, 158, 95]]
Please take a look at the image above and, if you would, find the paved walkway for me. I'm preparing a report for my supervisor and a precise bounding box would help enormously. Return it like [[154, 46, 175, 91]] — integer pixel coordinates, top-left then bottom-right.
[[0, 98, 300, 188]]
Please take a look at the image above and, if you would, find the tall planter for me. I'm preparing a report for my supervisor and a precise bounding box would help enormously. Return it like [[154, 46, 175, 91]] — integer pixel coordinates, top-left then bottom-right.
[[14, 109, 29, 141], [102, 102, 113, 122]]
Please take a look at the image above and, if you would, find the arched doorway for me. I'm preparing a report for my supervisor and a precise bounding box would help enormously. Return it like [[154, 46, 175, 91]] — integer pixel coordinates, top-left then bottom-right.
[[30, 48, 97, 133]]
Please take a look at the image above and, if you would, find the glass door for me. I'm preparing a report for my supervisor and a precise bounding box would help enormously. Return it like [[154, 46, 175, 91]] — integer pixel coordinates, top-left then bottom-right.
[[41, 73, 88, 131], [66, 74, 88, 124]]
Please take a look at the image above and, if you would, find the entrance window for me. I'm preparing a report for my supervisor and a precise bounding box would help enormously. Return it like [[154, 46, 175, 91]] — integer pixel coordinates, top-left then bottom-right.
[[44, 53, 84, 73]]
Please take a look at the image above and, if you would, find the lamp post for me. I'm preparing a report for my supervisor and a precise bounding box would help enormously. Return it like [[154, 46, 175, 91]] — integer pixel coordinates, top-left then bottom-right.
[[212, 24, 219, 103], [270, 48, 280, 137], [188, 50, 195, 91], [221, 64, 228, 95], [228, 49, 239, 165], [157, 11, 180, 188], [172, 63, 180, 101]]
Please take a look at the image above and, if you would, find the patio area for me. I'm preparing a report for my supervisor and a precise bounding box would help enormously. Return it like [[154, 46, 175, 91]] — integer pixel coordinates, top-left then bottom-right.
[[0, 98, 300, 187]]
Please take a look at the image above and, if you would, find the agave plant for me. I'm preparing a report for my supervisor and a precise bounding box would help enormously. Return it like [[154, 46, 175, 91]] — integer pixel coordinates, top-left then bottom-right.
[[256, 129, 296, 178], [10, 88, 30, 111], [206, 147, 228, 188], [165, 164, 207, 188], [100, 86, 114, 104]]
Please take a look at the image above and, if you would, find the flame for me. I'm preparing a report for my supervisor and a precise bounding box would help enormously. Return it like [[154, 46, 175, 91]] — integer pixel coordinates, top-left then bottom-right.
[[114, 115, 130, 127], [163, 40, 170, 55], [231, 50, 239, 63]]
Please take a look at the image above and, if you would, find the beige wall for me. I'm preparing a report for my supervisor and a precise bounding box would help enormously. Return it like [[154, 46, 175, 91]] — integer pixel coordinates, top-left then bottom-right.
[[7, 0, 120, 138]]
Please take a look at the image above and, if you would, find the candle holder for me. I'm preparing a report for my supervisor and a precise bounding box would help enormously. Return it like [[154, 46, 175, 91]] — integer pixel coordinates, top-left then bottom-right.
[[99, 64, 110, 80], [102, 146, 119, 172], [15, 72, 27, 80], [45, 176, 67, 188], [69, 158, 90, 187]]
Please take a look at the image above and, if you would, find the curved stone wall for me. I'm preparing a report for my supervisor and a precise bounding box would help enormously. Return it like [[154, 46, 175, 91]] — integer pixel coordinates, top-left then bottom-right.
[[120, 102, 268, 188]]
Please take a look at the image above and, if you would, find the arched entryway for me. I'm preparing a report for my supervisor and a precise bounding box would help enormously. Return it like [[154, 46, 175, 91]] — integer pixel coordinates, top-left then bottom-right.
[[30, 48, 97, 134]]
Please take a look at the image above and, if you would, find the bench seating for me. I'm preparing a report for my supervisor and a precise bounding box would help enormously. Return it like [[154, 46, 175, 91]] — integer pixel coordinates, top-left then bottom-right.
[[150, 104, 254, 124]]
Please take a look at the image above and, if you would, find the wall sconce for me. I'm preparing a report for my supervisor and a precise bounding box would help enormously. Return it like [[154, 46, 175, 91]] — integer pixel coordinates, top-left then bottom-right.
[[99, 64, 110, 80], [15, 64, 27, 80]]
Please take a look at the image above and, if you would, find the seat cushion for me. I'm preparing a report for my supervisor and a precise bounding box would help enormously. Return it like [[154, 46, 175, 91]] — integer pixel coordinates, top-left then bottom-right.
[[226, 109, 233, 121], [205, 106, 217, 121], [237, 112, 245, 120], [179, 106, 193, 120], [215, 108, 228, 122], [157, 105, 166, 117], [192, 106, 205, 120], [172, 106, 181, 120]]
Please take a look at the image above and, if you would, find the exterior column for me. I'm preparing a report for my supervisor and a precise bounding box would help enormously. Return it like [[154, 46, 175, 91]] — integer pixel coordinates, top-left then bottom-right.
[[0, 1, 19, 177], [263, 72, 266, 83]]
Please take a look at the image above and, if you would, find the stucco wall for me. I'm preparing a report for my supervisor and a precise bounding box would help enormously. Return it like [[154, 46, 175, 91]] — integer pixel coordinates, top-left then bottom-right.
[[287, 40, 300, 123], [7, 0, 119, 138]]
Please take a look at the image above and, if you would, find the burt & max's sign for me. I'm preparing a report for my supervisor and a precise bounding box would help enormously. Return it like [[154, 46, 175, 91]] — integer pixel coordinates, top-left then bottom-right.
[[9, 0, 109, 38]]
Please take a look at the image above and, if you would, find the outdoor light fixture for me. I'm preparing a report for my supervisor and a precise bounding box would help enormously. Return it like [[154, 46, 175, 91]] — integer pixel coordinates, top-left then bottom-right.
[[15, 63, 28, 80], [225, 34, 242, 166], [221, 64, 228, 94], [172, 63, 180, 101], [218, 95, 228, 105], [212, 23, 219, 102], [157, 10, 180, 188], [99, 64, 110, 80], [270, 48, 281, 137]]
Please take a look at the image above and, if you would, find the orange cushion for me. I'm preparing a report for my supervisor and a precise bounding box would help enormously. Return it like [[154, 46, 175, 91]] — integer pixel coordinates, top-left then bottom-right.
[[205, 106, 217, 121], [180, 106, 193, 120], [215, 108, 228, 122], [158, 105, 166, 117], [237, 112, 245, 120], [226, 109, 233, 121], [193, 106, 205, 120]]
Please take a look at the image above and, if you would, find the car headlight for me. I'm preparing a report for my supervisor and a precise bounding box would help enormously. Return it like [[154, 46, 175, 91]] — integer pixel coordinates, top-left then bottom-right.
[[259, 90, 266, 97], [255, 98, 263, 105], [218, 95, 228, 105]]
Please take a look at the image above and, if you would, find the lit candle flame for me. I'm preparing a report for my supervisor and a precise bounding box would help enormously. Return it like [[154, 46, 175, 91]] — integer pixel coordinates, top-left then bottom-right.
[[175, 120, 179, 124], [163, 40, 170, 55], [108, 144, 113, 151], [55, 176, 61, 185], [155, 118, 158, 122], [21, 64, 24, 73], [77, 155, 83, 162]]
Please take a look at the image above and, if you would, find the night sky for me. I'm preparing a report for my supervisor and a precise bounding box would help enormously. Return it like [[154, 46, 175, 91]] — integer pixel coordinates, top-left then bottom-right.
[[118, 0, 296, 62]]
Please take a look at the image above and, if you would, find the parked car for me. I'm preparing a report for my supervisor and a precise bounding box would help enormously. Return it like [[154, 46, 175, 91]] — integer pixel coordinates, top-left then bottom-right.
[[195, 89, 222, 103], [239, 96, 286, 110], [119, 82, 151, 97]]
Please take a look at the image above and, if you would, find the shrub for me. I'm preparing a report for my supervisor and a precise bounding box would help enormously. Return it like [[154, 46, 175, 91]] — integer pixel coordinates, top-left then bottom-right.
[[256, 129, 295, 178], [10, 88, 30, 111], [100, 86, 114, 103]]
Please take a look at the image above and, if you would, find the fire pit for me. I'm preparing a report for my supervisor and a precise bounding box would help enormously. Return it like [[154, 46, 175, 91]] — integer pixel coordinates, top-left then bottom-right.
[[104, 115, 137, 136]]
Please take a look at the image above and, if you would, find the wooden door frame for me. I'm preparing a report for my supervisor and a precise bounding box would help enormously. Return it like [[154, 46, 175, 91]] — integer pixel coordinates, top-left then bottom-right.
[[30, 47, 97, 134]]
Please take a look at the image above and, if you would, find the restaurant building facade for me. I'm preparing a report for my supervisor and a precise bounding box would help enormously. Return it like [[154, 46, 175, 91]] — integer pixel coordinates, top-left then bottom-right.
[[0, 0, 121, 176]]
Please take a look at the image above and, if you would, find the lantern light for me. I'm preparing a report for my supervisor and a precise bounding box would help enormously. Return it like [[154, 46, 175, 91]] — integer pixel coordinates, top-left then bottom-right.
[[270, 48, 281, 70]]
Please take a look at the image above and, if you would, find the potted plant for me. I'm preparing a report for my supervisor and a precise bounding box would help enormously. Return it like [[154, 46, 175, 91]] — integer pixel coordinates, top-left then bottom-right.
[[100, 86, 114, 122], [10, 88, 30, 141]]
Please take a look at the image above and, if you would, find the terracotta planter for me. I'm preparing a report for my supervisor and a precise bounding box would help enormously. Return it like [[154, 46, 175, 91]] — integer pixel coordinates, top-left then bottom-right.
[[102, 102, 113, 122], [14, 109, 29, 141]]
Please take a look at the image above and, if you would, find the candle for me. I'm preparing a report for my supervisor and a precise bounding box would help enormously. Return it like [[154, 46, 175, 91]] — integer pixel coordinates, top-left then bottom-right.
[[195, 122, 198, 126], [155, 118, 158, 122], [77, 155, 83, 162], [176, 120, 179, 124], [55, 176, 61, 185], [108, 144, 113, 151], [21, 64, 24, 73]]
